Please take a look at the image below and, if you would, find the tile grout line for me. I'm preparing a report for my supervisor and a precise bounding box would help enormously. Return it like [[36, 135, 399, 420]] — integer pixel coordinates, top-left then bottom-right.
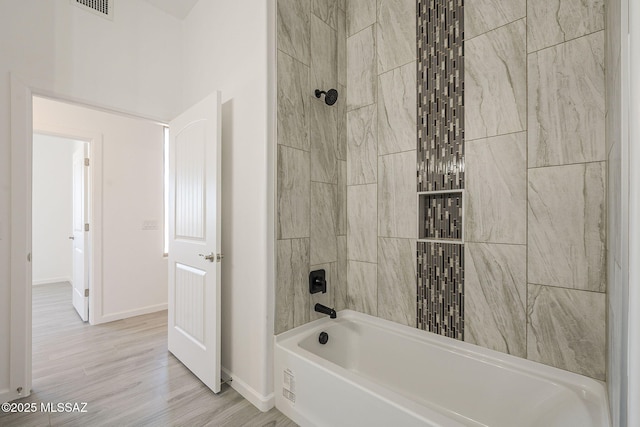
[[276, 47, 312, 69], [527, 159, 608, 170], [527, 27, 605, 55], [465, 129, 527, 143], [527, 281, 608, 295], [465, 15, 526, 43]]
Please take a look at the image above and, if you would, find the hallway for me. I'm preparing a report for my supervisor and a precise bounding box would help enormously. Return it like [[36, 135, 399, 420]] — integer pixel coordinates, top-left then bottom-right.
[[0, 283, 295, 426]]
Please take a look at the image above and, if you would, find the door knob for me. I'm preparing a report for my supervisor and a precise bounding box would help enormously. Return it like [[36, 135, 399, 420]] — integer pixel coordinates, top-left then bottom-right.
[[198, 252, 215, 262]]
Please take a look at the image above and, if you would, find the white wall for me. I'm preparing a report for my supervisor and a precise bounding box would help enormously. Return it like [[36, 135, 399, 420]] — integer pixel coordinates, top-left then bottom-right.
[[33, 97, 167, 322], [1, 0, 276, 411], [0, 0, 182, 398], [182, 0, 275, 410], [32, 134, 76, 285]]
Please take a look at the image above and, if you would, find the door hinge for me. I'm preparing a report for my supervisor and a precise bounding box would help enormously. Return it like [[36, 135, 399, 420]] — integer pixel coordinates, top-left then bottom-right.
[[84, 289, 89, 297], [27, 253, 31, 262], [85, 223, 90, 232], [84, 158, 90, 166]]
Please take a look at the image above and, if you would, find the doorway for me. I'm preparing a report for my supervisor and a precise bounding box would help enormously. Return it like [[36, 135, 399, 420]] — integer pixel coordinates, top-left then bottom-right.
[[32, 95, 168, 327], [6, 75, 168, 403], [32, 134, 90, 321]]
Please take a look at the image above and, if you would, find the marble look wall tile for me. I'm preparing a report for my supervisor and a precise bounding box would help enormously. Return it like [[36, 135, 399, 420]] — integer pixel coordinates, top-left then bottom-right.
[[335, 236, 348, 311], [278, 52, 310, 151], [275, 240, 294, 333], [312, 0, 339, 29], [528, 0, 604, 53], [347, 184, 377, 263], [347, 105, 377, 185], [528, 163, 606, 292], [466, 0, 525, 39], [347, 0, 376, 36], [310, 182, 338, 264], [347, 260, 377, 315], [347, 25, 376, 110], [378, 62, 417, 155], [311, 14, 337, 93], [528, 32, 605, 167], [378, 151, 417, 239], [309, 263, 336, 320], [336, 83, 347, 160], [337, 160, 347, 235], [278, 146, 310, 239], [310, 99, 338, 183], [465, 243, 526, 357], [606, 0, 621, 155], [377, 0, 416, 74], [466, 132, 526, 244], [277, 0, 311, 65], [337, 10, 347, 87], [466, 19, 526, 141], [377, 238, 416, 326], [527, 284, 606, 380], [276, 238, 310, 333]]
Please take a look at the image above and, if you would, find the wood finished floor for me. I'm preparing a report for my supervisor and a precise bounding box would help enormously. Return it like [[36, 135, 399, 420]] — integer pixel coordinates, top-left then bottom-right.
[[0, 283, 296, 427]]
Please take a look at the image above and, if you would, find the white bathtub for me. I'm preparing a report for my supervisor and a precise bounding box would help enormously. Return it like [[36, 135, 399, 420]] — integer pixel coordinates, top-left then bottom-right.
[[274, 310, 610, 427]]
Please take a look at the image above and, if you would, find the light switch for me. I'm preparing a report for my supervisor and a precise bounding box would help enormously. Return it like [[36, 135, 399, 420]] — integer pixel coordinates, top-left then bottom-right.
[[142, 219, 159, 230]]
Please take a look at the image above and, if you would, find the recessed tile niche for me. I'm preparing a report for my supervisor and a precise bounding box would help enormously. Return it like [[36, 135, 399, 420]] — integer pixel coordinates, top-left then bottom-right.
[[418, 192, 464, 242]]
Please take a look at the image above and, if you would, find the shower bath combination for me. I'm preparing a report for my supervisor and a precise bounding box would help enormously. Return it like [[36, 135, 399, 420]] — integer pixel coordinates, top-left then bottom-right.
[[315, 88, 338, 106]]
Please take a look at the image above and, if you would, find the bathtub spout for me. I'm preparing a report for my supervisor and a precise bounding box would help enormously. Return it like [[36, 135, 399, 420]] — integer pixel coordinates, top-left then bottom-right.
[[314, 303, 337, 319]]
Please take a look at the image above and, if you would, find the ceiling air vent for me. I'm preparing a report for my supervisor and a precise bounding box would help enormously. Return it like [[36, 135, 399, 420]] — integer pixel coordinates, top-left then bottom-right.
[[72, 0, 113, 20]]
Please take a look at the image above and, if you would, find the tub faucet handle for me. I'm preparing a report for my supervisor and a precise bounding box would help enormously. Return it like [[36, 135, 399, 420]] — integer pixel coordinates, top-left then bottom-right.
[[309, 270, 327, 294]]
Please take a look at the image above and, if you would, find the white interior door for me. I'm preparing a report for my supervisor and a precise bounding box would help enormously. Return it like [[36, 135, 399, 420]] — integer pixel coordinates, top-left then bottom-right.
[[168, 92, 222, 393], [71, 143, 89, 321]]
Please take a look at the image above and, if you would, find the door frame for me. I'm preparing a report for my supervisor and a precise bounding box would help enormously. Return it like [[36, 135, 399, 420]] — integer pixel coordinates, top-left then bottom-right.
[[9, 73, 165, 401]]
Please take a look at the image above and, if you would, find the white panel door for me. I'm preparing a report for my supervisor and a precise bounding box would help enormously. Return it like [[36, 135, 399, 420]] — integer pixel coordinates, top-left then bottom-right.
[[168, 92, 222, 393], [71, 143, 89, 321]]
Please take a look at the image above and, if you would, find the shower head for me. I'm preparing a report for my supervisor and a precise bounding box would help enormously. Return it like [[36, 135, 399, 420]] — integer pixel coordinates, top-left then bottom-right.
[[315, 88, 339, 106]]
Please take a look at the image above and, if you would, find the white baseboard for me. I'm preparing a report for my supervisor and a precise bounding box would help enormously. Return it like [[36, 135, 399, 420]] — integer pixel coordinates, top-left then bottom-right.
[[94, 303, 167, 325], [32, 277, 71, 286], [221, 367, 274, 412]]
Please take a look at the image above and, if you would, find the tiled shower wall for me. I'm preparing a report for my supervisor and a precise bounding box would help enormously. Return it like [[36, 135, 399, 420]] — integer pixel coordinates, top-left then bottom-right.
[[345, 0, 418, 326], [276, 0, 606, 382], [463, 0, 606, 380], [275, 0, 348, 333]]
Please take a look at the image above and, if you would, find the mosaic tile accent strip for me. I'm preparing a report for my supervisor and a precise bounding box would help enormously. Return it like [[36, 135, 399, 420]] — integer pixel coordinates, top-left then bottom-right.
[[417, 242, 464, 339], [416, 0, 465, 339], [417, 0, 464, 192], [418, 193, 463, 240]]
